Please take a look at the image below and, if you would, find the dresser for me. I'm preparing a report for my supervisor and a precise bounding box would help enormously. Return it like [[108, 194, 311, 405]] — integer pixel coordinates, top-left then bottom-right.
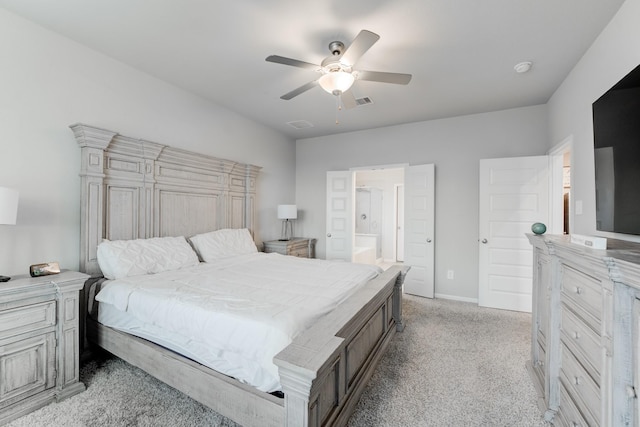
[[263, 238, 316, 258], [527, 234, 640, 426], [0, 271, 88, 425]]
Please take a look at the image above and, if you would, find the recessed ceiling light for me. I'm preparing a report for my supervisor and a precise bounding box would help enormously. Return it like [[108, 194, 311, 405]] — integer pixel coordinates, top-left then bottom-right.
[[514, 61, 533, 73]]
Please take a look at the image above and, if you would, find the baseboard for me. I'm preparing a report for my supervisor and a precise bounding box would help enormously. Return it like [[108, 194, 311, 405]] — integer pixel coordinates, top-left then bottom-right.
[[434, 293, 479, 304]]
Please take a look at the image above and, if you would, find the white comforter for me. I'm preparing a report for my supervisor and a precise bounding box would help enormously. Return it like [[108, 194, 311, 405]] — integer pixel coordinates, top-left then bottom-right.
[[96, 252, 381, 392]]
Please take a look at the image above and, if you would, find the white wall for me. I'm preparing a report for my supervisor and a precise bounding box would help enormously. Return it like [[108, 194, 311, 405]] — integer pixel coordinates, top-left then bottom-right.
[[296, 105, 548, 300], [0, 10, 296, 277], [547, 0, 640, 242]]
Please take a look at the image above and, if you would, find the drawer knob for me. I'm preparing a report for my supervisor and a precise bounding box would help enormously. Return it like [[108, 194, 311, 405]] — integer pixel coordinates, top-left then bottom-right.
[[572, 331, 580, 340], [574, 286, 582, 295], [574, 376, 582, 386]]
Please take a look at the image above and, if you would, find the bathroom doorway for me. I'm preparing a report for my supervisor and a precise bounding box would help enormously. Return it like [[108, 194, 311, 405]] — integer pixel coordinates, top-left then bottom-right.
[[353, 166, 405, 266]]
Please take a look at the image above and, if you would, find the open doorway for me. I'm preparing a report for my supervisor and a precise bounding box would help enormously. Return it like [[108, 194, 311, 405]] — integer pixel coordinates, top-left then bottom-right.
[[326, 164, 435, 297], [549, 136, 572, 235], [563, 152, 571, 234], [352, 166, 405, 266]]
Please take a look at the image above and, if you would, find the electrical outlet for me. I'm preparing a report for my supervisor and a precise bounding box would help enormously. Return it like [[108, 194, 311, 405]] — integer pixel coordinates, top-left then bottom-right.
[[447, 270, 454, 280]]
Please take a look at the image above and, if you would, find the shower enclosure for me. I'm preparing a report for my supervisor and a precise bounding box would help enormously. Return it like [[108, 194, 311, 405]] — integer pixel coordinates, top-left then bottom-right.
[[354, 187, 382, 264]]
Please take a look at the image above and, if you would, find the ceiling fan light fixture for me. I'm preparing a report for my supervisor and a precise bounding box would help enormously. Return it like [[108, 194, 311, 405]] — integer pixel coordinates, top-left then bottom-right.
[[319, 71, 355, 95]]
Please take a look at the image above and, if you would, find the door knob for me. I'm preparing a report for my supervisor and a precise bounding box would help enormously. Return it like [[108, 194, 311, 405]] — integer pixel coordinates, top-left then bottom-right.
[[481, 239, 488, 244], [327, 233, 332, 237], [426, 238, 432, 243]]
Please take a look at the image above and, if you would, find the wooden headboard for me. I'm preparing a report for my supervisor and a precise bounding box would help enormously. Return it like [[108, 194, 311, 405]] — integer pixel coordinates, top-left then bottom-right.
[[71, 123, 261, 276]]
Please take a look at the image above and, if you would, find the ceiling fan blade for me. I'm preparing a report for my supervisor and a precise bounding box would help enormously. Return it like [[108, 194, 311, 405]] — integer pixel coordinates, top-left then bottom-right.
[[340, 90, 358, 109], [280, 80, 319, 100], [266, 55, 319, 70], [357, 70, 412, 85], [340, 30, 380, 66]]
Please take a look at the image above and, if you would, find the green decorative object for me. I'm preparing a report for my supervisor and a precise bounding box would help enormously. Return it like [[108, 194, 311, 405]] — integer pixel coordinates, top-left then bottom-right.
[[531, 222, 547, 235]]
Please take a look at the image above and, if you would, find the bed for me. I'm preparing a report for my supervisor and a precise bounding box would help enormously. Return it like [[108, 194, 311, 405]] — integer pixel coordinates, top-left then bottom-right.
[[72, 123, 408, 427]]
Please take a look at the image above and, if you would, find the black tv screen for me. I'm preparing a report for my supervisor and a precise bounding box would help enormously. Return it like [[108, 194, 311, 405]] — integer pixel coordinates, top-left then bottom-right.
[[592, 63, 640, 235]]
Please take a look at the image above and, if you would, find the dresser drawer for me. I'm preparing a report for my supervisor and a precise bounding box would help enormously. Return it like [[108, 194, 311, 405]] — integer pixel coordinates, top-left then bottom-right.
[[561, 265, 602, 329], [560, 344, 600, 426], [288, 247, 309, 257], [285, 241, 310, 256], [0, 332, 56, 408], [560, 304, 602, 382], [264, 239, 314, 258], [0, 302, 56, 340], [557, 382, 590, 427]]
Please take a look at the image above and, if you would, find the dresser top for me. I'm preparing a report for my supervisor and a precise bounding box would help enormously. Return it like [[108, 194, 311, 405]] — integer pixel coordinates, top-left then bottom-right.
[[528, 233, 640, 284], [0, 270, 89, 295], [265, 237, 315, 243]]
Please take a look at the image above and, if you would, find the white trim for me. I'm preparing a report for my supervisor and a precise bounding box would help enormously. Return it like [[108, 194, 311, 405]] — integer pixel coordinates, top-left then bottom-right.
[[393, 183, 404, 262], [349, 163, 409, 172], [548, 134, 573, 156], [434, 293, 479, 304], [547, 135, 573, 235]]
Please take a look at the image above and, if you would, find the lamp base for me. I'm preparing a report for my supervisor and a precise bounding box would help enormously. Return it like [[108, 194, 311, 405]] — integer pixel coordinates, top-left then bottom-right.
[[0, 275, 11, 282], [280, 219, 294, 241]]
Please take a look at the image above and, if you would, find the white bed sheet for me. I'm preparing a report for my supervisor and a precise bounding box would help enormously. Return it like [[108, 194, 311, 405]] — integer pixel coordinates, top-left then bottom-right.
[[95, 252, 382, 392]]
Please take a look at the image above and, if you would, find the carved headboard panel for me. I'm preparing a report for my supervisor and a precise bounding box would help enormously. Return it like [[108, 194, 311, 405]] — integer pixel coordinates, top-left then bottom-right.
[[71, 123, 261, 276]]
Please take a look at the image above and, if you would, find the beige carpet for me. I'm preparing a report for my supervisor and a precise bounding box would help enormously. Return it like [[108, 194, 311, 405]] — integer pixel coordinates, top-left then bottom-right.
[[6, 296, 547, 427]]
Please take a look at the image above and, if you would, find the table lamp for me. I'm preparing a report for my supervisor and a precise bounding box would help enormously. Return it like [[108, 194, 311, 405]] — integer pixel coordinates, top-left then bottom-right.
[[277, 204, 297, 241]]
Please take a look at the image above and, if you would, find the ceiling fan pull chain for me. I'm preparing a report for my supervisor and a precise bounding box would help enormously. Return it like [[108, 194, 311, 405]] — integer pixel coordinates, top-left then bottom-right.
[[335, 94, 341, 125]]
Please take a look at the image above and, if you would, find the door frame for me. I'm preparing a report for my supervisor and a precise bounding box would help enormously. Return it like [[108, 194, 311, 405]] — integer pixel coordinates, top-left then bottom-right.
[[394, 183, 405, 262], [548, 135, 573, 235], [350, 163, 408, 263]]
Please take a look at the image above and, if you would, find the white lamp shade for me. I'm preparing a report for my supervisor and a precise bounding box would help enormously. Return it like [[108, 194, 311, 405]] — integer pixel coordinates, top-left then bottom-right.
[[277, 204, 297, 220], [319, 71, 355, 94], [0, 187, 19, 225]]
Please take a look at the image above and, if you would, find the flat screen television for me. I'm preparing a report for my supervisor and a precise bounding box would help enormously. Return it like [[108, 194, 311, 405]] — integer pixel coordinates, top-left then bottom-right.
[[592, 63, 640, 235]]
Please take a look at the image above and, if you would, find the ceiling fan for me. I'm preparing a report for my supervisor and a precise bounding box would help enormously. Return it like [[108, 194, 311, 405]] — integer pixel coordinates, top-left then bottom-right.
[[266, 30, 412, 109]]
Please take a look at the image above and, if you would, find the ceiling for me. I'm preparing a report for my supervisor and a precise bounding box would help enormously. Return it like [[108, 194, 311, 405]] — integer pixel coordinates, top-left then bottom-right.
[[1, 0, 626, 139]]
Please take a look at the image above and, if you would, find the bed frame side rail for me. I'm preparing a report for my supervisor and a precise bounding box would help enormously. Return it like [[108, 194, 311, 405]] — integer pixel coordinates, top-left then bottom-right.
[[86, 317, 285, 427]]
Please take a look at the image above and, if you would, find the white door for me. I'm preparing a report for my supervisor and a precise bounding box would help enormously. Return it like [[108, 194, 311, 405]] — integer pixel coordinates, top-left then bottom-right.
[[326, 171, 353, 261], [396, 184, 405, 262], [478, 156, 549, 312], [403, 164, 435, 298]]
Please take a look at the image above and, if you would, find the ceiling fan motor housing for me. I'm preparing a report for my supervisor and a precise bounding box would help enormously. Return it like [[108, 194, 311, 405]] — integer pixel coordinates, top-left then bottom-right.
[[328, 41, 345, 56]]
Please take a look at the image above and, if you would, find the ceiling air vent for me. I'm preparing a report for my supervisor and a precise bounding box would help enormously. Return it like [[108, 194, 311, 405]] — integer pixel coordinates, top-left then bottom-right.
[[355, 97, 373, 106], [287, 120, 314, 129]]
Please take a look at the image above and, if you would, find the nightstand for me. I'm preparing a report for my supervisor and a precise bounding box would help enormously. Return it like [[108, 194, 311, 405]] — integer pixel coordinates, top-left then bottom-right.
[[263, 238, 316, 258], [0, 270, 89, 425]]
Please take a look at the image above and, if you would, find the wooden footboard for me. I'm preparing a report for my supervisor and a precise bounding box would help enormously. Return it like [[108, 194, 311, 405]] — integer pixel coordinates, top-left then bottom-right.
[[85, 265, 407, 427], [275, 265, 408, 427]]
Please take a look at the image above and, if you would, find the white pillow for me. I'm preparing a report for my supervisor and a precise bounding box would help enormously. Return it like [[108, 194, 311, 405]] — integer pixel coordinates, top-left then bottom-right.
[[97, 236, 200, 280], [189, 228, 257, 262]]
